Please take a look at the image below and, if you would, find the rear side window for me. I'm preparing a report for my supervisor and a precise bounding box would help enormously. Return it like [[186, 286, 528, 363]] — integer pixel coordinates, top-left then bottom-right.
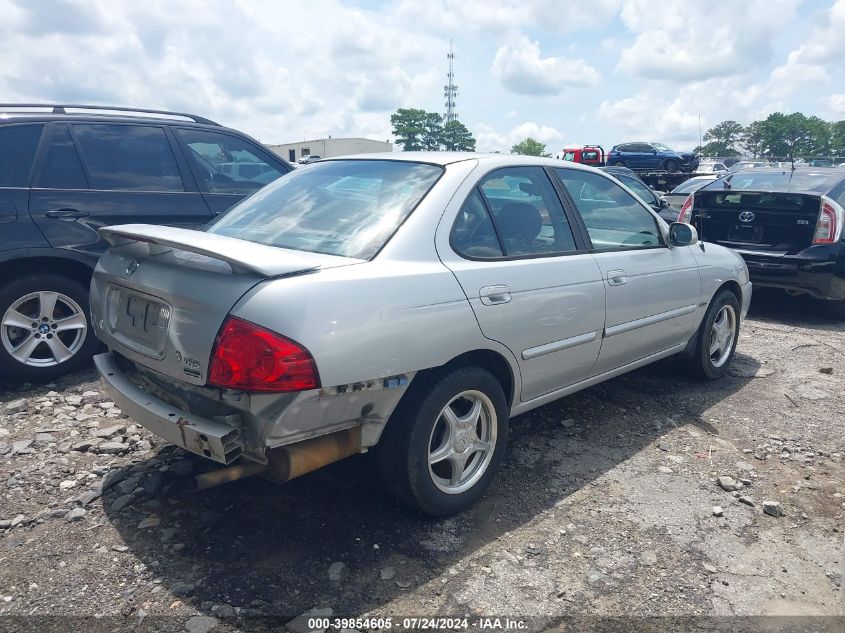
[[207, 160, 442, 259], [554, 168, 662, 250], [37, 124, 88, 189], [178, 128, 286, 194], [451, 189, 504, 259], [72, 124, 184, 191], [0, 124, 43, 187]]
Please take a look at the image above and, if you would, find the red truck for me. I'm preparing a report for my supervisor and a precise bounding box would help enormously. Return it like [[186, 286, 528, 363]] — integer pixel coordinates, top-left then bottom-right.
[[559, 145, 605, 167]]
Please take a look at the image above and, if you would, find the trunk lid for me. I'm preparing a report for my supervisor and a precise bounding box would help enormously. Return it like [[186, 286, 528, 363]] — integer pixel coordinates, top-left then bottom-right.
[[693, 190, 820, 253], [91, 224, 355, 386]]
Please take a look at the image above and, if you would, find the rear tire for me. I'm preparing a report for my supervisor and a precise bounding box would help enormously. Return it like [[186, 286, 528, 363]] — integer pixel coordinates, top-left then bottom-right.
[[377, 365, 509, 516], [684, 289, 740, 379], [664, 159, 680, 173], [0, 274, 97, 382], [825, 300, 845, 320], [611, 159, 626, 167]]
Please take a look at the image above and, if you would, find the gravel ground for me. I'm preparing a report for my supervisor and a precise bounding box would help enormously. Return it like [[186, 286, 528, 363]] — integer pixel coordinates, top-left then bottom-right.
[[0, 289, 843, 632]]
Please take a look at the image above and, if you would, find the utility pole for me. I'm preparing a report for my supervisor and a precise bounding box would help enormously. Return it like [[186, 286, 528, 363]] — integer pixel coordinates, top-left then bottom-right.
[[698, 115, 702, 156], [444, 39, 458, 123]]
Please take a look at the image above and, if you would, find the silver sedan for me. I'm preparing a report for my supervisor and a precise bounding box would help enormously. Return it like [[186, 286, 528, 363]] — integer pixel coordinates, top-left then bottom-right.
[[91, 153, 751, 515]]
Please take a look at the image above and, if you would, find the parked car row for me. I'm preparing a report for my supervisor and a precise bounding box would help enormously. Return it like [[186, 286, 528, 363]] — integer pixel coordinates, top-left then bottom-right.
[[0, 104, 293, 381]]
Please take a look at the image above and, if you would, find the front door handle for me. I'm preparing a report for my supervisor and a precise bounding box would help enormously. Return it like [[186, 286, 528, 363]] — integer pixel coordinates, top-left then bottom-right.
[[479, 285, 512, 305], [606, 269, 628, 286], [46, 208, 89, 220]]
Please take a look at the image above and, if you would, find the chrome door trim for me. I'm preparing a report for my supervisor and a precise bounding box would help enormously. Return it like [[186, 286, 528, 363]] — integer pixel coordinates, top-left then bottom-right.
[[522, 330, 598, 360], [604, 303, 697, 338]]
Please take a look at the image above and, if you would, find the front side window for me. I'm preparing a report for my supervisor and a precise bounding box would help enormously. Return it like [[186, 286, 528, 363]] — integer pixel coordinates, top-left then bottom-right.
[[207, 160, 442, 259], [72, 124, 184, 191], [563, 152, 575, 161], [178, 129, 286, 194], [554, 168, 663, 250], [0, 124, 44, 187], [479, 166, 577, 257], [619, 175, 656, 205]]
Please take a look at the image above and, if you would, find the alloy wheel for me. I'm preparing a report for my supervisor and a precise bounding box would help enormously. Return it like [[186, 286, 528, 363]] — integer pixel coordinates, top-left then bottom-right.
[[1, 291, 88, 367], [427, 390, 497, 495], [709, 304, 736, 368]]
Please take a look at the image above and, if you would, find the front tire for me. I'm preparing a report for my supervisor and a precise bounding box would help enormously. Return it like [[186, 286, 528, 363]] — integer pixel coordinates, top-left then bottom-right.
[[685, 289, 740, 379], [664, 159, 680, 173], [0, 274, 97, 382], [377, 366, 509, 516]]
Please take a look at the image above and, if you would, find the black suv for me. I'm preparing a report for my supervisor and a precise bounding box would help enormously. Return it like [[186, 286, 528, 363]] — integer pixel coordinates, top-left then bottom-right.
[[0, 104, 292, 381]]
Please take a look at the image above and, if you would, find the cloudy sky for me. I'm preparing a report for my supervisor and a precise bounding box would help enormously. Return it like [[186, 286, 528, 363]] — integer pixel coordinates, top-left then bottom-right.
[[1, 0, 843, 152]]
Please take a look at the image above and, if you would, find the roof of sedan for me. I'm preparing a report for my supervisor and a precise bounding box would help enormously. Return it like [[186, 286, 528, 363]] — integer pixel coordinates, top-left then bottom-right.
[[323, 151, 599, 169]]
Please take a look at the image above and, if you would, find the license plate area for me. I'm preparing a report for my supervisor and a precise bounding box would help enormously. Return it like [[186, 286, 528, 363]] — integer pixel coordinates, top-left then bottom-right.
[[105, 285, 171, 359], [727, 224, 763, 244]]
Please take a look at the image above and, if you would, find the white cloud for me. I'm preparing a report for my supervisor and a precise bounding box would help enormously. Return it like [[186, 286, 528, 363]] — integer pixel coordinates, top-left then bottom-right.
[[474, 121, 565, 153], [0, 0, 444, 144], [616, 0, 802, 82], [788, 0, 845, 65], [491, 35, 600, 96], [392, 0, 622, 34], [826, 94, 845, 117]]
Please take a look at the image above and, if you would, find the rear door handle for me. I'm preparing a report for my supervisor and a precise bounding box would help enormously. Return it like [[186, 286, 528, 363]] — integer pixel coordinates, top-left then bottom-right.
[[46, 208, 89, 220], [479, 285, 512, 305], [606, 269, 628, 286]]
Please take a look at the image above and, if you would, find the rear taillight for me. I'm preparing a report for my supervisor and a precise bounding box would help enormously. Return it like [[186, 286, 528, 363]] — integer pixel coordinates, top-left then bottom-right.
[[813, 197, 843, 245], [678, 194, 694, 223], [209, 317, 319, 393]]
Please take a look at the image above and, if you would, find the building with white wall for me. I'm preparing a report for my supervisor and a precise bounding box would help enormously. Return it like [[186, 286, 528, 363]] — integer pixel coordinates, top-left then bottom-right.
[[267, 137, 393, 163]]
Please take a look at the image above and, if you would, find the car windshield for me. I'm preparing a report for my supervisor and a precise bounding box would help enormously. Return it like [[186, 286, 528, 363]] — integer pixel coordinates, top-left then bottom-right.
[[652, 143, 673, 152], [207, 160, 443, 259], [703, 170, 840, 194], [671, 177, 714, 194]]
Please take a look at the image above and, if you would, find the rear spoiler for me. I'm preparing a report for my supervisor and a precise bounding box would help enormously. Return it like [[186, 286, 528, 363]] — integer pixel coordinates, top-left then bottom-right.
[[99, 224, 321, 277]]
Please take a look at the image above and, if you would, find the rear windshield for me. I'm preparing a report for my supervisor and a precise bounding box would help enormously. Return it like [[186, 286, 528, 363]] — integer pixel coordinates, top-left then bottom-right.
[[671, 177, 715, 194], [704, 170, 840, 194], [207, 160, 443, 259]]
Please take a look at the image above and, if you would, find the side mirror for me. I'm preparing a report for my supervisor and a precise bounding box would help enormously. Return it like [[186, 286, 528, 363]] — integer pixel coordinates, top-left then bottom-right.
[[669, 222, 698, 246], [660, 197, 671, 209]]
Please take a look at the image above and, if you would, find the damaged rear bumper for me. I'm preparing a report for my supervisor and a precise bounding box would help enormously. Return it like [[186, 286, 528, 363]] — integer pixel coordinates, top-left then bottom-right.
[[94, 353, 243, 464]]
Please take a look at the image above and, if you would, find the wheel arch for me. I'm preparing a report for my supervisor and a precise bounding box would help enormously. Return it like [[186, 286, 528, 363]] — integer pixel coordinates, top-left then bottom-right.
[[0, 254, 95, 288], [398, 347, 518, 413]]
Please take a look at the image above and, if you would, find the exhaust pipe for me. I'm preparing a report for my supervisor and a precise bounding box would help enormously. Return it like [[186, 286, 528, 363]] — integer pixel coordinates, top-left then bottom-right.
[[265, 425, 361, 483], [194, 460, 265, 490], [192, 426, 361, 490]]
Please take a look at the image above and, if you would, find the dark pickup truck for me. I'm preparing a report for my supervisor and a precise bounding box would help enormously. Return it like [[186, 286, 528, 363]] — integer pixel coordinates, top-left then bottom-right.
[[679, 168, 845, 317]]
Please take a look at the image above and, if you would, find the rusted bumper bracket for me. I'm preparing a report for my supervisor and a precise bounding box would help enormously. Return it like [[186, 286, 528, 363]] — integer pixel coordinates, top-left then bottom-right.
[[94, 353, 243, 464]]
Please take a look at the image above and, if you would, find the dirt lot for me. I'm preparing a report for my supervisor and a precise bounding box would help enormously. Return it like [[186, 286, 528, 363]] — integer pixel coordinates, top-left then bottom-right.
[[0, 289, 843, 632]]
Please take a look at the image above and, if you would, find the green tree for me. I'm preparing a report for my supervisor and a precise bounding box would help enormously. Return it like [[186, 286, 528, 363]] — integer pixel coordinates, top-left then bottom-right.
[[511, 138, 549, 156], [390, 108, 429, 151], [831, 120, 845, 156], [806, 116, 832, 156], [702, 120, 743, 156], [740, 121, 766, 158], [421, 112, 444, 150], [760, 112, 815, 161], [441, 120, 476, 151]]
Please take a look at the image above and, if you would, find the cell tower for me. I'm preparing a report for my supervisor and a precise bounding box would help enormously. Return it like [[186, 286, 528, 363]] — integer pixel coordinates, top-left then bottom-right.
[[444, 39, 458, 123]]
